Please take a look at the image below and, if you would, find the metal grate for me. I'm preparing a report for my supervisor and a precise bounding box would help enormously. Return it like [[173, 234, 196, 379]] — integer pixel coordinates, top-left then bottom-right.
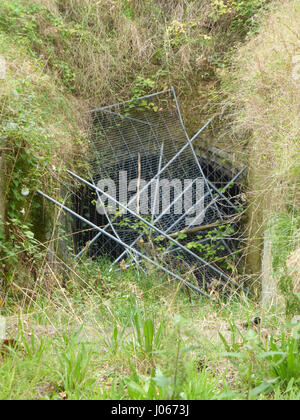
[[38, 89, 247, 296]]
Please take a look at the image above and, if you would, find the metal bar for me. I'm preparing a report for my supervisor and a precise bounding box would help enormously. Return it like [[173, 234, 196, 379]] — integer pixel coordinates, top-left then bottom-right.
[[205, 176, 240, 213], [102, 109, 151, 126], [67, 169, 233, 283], [88, 89, 172, 113], [151, 143, 164, 224], [37, 189, 211, 298], [161, 167, 248, 291], [166, 166, 247, 239], [171, 87, 238, 256], [90, 175, 140, 268], [171, 86, 239, 213], [171, 88, 228, 228], [75, 113, 143, 259], [84, 109, 164, 260], [75, 119, 213, 259], [115, 237, 213, 271], [170, 86, 189, 140], [111, 177, 199, 269], [113, 167, 247, 290]]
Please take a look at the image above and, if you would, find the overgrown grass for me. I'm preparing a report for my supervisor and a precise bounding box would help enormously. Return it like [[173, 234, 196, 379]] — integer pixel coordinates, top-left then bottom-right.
[[0, 16, 87, 288], [1, 0, 300, 401], [0, 257, 299, 400], [214, 0, 300, 302], [0, 0, 272, 131]]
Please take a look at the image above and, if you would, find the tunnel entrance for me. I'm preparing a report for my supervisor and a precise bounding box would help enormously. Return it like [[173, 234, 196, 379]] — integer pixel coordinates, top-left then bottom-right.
[[69, 89, 246, 293]]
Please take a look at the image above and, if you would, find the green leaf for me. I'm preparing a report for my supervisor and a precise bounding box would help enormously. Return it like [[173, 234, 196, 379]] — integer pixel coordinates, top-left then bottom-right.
[[218, 332, 230, 352], [256, 351, 287, 359], [143, 319, 154, 354], [127, 381, 145, 397], [220, 352, 247, 359], [249, 379, 277, 398], [180, 345, 201, 353], [154, 372, 169, 387]]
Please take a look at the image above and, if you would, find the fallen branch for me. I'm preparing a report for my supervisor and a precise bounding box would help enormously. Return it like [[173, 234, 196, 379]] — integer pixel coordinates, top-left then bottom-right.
[[155, 214, 241, 241]]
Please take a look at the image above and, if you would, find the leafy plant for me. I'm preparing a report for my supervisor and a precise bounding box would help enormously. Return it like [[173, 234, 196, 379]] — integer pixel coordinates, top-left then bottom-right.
[[0, 217, 43, 283], [125, 360, 222, 400], [210, 0, 270, 36], [263, 332, 300, 389], [270, 213, 300, 316], [181, 224, 239, 274], [52, 332, 96, 397], [125, 365, 173, 400], [132, 312, 164, 357], [220, 320, 300, 398]]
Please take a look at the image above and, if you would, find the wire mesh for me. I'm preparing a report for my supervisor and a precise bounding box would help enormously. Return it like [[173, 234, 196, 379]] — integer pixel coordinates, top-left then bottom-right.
[[71, 89, 245, 292]]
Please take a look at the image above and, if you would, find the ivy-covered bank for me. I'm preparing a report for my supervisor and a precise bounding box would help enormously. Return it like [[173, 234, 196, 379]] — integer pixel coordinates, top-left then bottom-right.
[[0, 28, 86, 288], [217, 0, 300, 312]]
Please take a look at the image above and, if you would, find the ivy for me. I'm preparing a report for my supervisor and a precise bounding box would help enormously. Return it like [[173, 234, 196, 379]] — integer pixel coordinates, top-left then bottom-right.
[[0, 216, 45, 284], [210, 0, 271, 36]]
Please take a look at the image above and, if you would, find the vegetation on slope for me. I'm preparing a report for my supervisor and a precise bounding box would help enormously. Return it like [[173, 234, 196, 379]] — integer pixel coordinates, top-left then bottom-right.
[[0, 30, 86, 290], [0, 0, 299, 400], [0, 0, 274, 287], [0, 0, 273, 130], [1, 261, 300, 400], [0, 0, 272, 293], [216, 0, 300, 310]]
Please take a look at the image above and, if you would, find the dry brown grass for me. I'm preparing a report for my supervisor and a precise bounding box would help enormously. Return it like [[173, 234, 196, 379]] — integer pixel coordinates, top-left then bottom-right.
[[32, 0, 232, 132], [216, 0, 300, 293]]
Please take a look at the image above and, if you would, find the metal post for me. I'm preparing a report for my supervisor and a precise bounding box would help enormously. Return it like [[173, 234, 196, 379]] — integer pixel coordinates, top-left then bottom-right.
[[88, 89, 172, 113], [75, 119, 213, 259], [37, 189, 211, 298], [112, 167, 247, 291], [151, 143, 164, 225], [67, 169, 233, 283], [171, 86, 239, 213]]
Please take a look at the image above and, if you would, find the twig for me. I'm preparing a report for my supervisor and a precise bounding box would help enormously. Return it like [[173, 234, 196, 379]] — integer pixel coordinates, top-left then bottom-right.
[[137, 152, 141, 216], [156, 214, 241, 241]]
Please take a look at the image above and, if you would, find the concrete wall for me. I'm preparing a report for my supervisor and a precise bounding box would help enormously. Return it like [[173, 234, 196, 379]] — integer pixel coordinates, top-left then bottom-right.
[[261, 228, 284, 307]]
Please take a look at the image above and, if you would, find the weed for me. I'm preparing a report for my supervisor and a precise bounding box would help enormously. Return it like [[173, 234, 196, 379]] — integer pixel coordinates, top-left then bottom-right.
[[132, 312, 164, 357], [51, 331, 96, 398], [220, 319, 300, 398]]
